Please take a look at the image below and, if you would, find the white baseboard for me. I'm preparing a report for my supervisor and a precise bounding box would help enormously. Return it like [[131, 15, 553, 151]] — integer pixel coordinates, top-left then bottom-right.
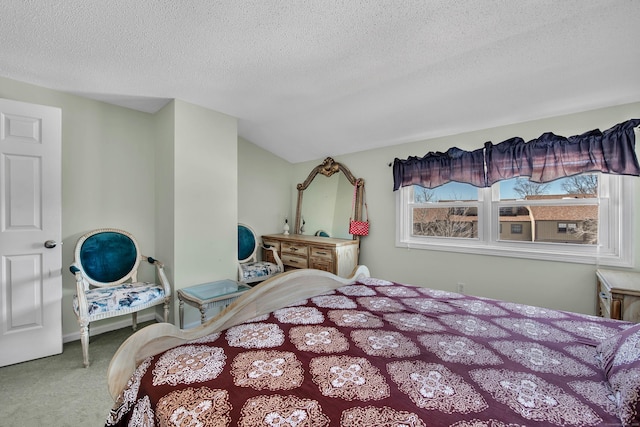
[[62, 312, 166, 343]]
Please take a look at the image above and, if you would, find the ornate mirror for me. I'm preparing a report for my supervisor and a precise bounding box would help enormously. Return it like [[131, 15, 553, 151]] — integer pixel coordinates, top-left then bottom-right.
[[295, 157, 364, 239]]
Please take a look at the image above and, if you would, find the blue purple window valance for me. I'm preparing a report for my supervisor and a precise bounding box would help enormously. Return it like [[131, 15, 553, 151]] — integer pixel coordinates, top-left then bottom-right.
[[392, 119, 640, 191]]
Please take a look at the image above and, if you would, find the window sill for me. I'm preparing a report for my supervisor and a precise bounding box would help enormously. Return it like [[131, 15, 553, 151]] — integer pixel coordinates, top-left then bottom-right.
[[395, 237, 632, 267]]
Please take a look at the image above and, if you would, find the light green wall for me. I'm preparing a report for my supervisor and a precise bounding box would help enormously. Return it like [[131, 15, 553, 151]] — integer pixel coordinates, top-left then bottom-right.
[[173, 100, 238, 326], [153, 100, 176, 324], [293, 102, 640, 315], [237, 137, 293, 241]]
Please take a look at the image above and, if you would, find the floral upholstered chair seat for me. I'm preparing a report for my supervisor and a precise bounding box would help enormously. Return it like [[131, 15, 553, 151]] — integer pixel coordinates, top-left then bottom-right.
[[72, 282, 166, 317], [239, 261, 281, 283]]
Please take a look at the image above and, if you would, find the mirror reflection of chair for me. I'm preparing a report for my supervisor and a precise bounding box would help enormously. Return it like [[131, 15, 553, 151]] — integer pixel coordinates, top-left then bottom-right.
[[238, 223, 283, 285], [69, 228, 171, 367]]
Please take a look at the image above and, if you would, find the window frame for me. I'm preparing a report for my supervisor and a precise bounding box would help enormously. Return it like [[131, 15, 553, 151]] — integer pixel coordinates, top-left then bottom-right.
[[396, 173, 634, 267]]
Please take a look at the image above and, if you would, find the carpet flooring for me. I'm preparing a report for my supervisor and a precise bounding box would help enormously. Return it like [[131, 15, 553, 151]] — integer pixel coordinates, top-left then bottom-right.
[[0, 322, 154, 427]]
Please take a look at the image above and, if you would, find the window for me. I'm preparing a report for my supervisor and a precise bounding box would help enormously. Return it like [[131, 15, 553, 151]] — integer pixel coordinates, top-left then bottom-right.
[[557, 222, 577, 234], [397, 173, 633, 266], [410, 182, 479, 239]]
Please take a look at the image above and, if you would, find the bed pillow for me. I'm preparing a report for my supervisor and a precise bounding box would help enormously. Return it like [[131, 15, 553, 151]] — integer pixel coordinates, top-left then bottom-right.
[[596, 323, 640, 426]]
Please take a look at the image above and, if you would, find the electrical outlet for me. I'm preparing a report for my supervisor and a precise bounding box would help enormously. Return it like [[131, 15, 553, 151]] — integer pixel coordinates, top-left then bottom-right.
[[457, 282, 465, 293]]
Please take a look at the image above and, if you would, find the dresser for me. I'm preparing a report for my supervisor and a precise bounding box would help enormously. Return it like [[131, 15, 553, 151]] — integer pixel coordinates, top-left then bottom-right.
[[596, 269, 640, 322], [262, 234, 359, 278]]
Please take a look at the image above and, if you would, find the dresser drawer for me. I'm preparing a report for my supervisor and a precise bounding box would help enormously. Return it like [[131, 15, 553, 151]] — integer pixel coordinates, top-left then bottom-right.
[[282, 253, 308, 268], [282, 242, 308, 257], [310, 257, 333, 272], [310, 246, 333, 260]]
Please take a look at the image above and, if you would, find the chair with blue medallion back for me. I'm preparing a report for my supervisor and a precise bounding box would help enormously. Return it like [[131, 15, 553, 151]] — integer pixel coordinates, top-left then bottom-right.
[[238, 223, 283, 285], [69, 228, 172, 367]]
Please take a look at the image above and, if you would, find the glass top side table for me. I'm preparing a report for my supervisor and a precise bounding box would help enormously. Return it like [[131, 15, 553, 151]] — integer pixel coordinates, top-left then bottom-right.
[[177, 279, 252, 328]]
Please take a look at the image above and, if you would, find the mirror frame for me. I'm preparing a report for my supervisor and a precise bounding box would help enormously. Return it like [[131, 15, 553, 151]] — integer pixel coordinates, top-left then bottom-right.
[[294, 157, 364, 240]]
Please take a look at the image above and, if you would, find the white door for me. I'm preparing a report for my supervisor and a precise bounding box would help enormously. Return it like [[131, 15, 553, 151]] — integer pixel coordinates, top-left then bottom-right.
[[0, 98, 62, 367]]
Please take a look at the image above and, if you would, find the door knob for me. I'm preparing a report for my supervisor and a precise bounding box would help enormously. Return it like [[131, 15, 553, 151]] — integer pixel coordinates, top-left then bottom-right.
[[44, 240, 58, 249]]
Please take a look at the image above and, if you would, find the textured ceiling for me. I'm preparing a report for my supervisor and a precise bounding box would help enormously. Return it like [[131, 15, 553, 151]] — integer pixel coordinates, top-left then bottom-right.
[[1, 1, 639, 163]]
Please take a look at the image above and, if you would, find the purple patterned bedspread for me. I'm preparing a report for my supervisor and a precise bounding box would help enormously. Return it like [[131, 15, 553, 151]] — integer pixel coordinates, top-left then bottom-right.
[[106, 277, 637, 426]]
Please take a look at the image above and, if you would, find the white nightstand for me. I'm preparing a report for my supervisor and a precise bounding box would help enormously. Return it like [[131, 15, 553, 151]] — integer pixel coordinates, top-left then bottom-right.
[[596, 269, 640, 322]]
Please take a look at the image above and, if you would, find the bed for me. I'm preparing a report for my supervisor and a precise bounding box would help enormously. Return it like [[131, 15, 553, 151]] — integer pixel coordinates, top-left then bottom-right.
[[106, 266, 640, 426]]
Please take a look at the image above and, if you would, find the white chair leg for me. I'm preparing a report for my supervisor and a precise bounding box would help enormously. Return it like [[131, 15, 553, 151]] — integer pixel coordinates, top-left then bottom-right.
[[79, 322, 90, 368], [163, 300, 170, 322], [132, 312, 138, 331]]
